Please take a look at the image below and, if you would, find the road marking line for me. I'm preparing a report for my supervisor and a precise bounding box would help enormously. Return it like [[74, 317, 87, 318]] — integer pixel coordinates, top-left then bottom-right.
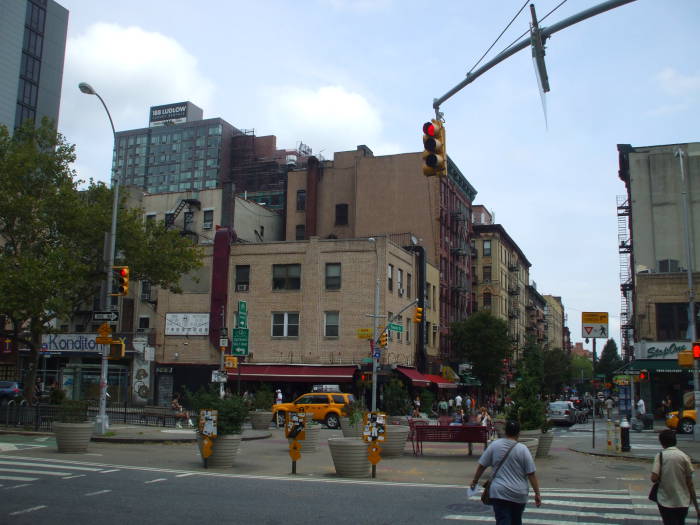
[[9, 505, 47, 516], [444, 515, 623, 525], [85, 489, 112, 496], [539, 491, 646, 500], [98, 469, 120, 474], [176, 473, 194, 477], [144, 478, 167, 484], [508, 507, 655, 520], [0, 475, 37, 482], [35, 437, 50, 442], [0, 460, 102, 471], [62, 474, 86, 479], [5, 483, 32, 489], [0, 468, 72, 476], [541, 498, 656, 510]]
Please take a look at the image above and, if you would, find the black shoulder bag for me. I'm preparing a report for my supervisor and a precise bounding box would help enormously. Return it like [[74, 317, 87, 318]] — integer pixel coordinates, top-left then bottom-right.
[[481, 441, 517, 505], [649, 451, 662, 502]]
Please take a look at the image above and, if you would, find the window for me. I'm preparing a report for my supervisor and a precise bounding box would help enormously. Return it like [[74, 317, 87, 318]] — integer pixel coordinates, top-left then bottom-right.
[[483, 240, 492, 257], [295, 224, 305, 240], [273, 264, 301, 290], [325, 263, 341, 290], [296, 190, 306, 211], [396, 316, 402, 342], [405, 317, 411, 343], [425, 284, 431, 309], [235, 265, 250, 292], [324, 311, 339, 337], [398, 269, 404, 294], [272, 312, 299, 337], [203, 210, 214, 229], [335, 203, 348, 225], [656, 302, 699, 340], [407, 273, 412, 298], [658, 259, 680, 273], [387, 312, 393, 341], [141, 280, 152, 301], [145, 213, 156, 224], [483, 292, 492, 310], [184, 211, 194, 228], [387, 264, 394, 291], [138, 317, 150, 329], [483, 266, 492, 282], [164, 212, 174, 225]]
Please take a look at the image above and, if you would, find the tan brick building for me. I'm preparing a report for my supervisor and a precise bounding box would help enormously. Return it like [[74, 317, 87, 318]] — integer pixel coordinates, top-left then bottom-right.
[[543, 295, 565, 351]]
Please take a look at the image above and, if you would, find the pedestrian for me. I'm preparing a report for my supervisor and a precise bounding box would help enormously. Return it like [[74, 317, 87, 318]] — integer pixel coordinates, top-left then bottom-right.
[[448, 397, 454, 415], [477, 406, 492, 427], [171, 393, 193, 428], [662, 395, 672, 415], [470, 420, 542, 524], [438, 398, 448, 415], [605, 396, 614, 420], [276, 389, 283, 404], [455, 392, 463, 410], [451, 408, 465, 425], [466, 396, 472, 415], [413, 395, 421, 418], [637, 396, 646, 418], [651, 429, 699, 525]]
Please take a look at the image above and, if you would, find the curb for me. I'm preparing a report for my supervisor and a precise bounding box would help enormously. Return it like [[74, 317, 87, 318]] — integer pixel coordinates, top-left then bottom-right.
[[569, 446, 700, 464]]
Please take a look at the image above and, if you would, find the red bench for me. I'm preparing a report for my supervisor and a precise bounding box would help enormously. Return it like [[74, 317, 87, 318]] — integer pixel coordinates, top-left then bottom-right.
[[412, 424, 489, 456]]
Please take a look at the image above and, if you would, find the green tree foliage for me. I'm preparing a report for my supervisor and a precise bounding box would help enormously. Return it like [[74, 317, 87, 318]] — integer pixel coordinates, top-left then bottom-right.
[[571, 353, 593, 393], [595, 339, 623, 381], [451, 311, 511, 392], [509, 338, 546, 430], [542, 348, 572, 396], [382, 377, 412, 416], [0, 120, 203, 403]]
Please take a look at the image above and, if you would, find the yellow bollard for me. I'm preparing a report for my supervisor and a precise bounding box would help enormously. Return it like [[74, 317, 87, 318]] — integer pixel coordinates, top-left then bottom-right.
[[606, 419, 614, 451]]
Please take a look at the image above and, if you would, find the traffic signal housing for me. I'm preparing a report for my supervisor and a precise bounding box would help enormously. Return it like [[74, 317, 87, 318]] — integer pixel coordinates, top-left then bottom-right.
[[639, 369, 649, 382], [422, 119, 446, 176], [111, 266, 129, 296], [413, 307, 423, 323], [693, 341, 700, 359], [379, 331, 388, 347], [108, 339, 125, 360]]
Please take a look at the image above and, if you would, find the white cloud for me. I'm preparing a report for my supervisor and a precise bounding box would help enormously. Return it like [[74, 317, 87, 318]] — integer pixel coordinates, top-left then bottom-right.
[[60, 23, 216, 183], [262, 85, 400, 157], [656, 67, 700, 97]]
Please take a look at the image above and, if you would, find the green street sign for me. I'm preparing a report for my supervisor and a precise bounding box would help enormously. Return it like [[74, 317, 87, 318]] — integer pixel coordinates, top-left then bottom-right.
[[387, 323, 403, 332], [231, 328, 249, 356], [238, 301, 248, 328]]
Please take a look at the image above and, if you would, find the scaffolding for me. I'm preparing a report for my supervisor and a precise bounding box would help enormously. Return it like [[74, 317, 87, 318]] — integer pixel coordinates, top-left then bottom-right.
[[617, 194, 634, 361]]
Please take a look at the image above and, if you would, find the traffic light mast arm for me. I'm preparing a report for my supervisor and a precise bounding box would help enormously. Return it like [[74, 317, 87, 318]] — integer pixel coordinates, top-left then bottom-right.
[[431, 0, 638, 115], [374, 299, 419, 344]]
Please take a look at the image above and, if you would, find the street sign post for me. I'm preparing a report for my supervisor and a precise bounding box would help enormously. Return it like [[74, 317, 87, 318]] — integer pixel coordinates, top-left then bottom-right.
[[93, 311, 119, 323], [238, 301, 248, 328], [231, 328, 249, 356]]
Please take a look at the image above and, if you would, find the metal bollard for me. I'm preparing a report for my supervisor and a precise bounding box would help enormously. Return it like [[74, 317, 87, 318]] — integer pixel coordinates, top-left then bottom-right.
[[614, 420, 621, 452], [620, 417, 631, 452]]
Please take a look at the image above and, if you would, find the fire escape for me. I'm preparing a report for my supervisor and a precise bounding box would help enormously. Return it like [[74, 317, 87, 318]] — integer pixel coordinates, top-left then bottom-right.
[[165, 198, 202, 241], [507, 260, 521, 356], [617, 195, 634, 361]]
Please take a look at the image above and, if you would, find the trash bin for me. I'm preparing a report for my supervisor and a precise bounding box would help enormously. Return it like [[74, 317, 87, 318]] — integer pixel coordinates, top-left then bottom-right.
[[643, 414, 654, 430]]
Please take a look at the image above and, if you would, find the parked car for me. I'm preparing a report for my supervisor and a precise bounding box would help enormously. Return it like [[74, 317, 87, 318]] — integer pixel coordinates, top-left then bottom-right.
[[271, 392, 355, 429], [548, 401, 577, 426], [665, 409, 695, 434], [0, 381, 23, 403]]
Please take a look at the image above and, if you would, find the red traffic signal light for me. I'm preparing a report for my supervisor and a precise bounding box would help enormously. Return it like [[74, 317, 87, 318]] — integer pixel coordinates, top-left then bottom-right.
[[639, 369, 649, 381], [422, 119, 446, 176], [111, 266, 129, 296], [693, 341, 700, 359]]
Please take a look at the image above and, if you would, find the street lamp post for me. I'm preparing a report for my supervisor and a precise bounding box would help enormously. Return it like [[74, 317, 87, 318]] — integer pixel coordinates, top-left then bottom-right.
[[79, 82, 120, 435], [368, 238, 381, 412]]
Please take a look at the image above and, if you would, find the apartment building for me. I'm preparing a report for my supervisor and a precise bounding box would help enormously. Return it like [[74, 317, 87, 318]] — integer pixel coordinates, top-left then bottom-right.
[[543, 295, 565, 351]]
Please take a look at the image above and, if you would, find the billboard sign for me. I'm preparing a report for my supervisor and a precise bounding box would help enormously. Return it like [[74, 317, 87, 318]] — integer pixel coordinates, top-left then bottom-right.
[[165, 313, 210, 336], [149, 102, 188, 127]]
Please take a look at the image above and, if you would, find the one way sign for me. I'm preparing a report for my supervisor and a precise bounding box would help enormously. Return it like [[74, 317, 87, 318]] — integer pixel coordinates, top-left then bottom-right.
[[93, 310, 119, 323]]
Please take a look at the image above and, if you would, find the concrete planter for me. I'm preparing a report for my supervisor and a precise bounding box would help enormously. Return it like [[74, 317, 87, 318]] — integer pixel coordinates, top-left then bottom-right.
[[520, 437, 539, 458], [536, 431, 554, 458], [328, 437, 370, 478], [340, 417, 363, 438], [198, 434, 242, 468], [54, 422, 93, 453], [250, 411, 273, 430], [288, 424, 321, 453], [381, 424, 410, 457]]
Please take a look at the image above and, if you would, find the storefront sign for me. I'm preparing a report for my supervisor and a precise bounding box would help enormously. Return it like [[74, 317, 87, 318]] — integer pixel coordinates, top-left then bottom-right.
[[634, 341, 690, 360], [42, 334, 101, 353], [165, 313, 209, 336]]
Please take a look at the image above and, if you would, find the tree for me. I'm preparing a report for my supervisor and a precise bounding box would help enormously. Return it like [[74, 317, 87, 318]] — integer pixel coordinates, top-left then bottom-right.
[[509, 338, 546, 430], [451, 311, 511, 392], [0, 120, 203, 403], [595, 339, 623, 381], [542, 348, 572, 396], [571, 353, 593, 394]]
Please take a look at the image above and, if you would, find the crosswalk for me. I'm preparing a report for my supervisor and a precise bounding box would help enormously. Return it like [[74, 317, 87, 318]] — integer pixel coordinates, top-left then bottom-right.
[[444, 488, 662, 524], [0, 457, 113, 484]]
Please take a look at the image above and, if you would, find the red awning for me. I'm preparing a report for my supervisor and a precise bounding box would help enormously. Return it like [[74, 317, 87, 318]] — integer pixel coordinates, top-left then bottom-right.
[[230, 364, 358, 383], [424, 373, 458, 389], [396, 367, 431, 387]]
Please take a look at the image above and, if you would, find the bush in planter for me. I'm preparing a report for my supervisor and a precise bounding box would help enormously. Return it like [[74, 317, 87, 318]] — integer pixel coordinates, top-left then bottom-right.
[[50, 387, 66, 406], [253, 385, 274, 411], [508, 339, 546, 431], [186, 386, 249, 435], [344, 398, 367, 426], [57, 400, 89, 423], [418, 388, 435, 417], [382, 378, 412, 417]]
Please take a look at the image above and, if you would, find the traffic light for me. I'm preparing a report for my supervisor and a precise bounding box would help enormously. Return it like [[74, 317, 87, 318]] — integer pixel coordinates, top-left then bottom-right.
[[421, 119, 446, 176], [107, 339, 125, 360], [693, 341, 700, 359], [379, 331, 388, 347], [639, 369, 649, 382], [413, 306, 423, 323], [111, 266, 129, 296]]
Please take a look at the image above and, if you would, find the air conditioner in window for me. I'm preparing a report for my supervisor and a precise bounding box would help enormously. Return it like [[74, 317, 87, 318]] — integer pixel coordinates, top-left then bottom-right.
[[398, 287, 404, 297], [236, 283, 249, 292], [202, 222, 213, 230]]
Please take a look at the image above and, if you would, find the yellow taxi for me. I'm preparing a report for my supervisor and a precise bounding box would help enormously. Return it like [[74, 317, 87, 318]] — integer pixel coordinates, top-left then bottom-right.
[[272, 392, 354, 429], [665, 410, 695, 434]]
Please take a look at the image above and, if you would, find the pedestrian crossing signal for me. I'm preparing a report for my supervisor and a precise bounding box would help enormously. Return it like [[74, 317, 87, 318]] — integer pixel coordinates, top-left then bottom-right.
[[638, 369, 649, 381], [693, 341, 700, 359]]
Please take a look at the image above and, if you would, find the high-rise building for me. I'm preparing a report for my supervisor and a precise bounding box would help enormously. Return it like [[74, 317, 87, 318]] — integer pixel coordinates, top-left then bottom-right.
[[0, 0, 68, 130]]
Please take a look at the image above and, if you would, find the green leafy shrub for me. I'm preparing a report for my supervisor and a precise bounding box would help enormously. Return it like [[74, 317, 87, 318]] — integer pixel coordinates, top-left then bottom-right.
[[382, 378, 412, 416], [418, 388, 435, 415], [57, 400, 89, 423], [50, 387, 66, 405], [344, 398, 367, 425], [185, 386, 249, 435], [253, 385, 274, 411]]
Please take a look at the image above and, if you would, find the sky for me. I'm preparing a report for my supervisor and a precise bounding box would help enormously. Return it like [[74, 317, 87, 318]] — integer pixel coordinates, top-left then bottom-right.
[[56, 0, 700, 354]]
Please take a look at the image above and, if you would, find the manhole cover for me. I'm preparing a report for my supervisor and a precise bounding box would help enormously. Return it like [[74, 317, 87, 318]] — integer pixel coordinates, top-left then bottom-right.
[[446, 502, 491, 514], [606, 463, 644, 472]]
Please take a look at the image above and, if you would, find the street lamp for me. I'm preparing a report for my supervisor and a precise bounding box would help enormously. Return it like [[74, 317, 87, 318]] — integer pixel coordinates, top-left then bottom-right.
[[79, 82, 120, 435], [368, 237, 380, 412]]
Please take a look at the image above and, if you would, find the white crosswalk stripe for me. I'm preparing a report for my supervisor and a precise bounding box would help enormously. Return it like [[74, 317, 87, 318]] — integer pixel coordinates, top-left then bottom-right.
[[444, 487, 660, 524], [0, 457, 108, 487]]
